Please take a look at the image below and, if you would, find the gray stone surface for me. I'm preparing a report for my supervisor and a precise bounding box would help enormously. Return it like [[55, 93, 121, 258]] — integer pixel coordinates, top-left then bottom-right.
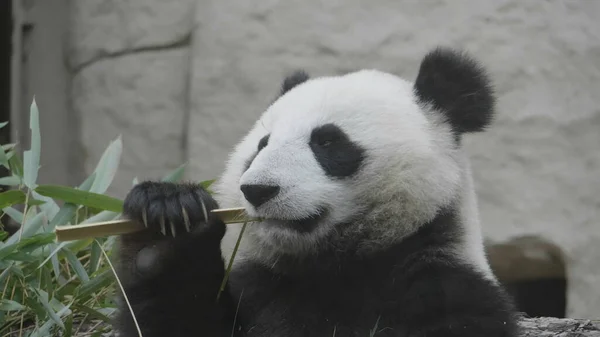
[[518, 317, 600, 337], [69, 0, 196, 70], [72, 48, 190, 198], [187, 0, 600, 318], [68, 0, 195, 198]]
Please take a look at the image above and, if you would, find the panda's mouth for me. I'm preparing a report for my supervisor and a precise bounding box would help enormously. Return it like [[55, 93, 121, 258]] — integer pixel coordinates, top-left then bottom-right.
[[263, 207, 328, 233]]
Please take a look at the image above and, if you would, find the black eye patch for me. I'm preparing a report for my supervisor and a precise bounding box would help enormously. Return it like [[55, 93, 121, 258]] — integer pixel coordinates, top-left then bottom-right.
[[257, 135, 270, 151], [309, 124, 365, 178], [244, 134, 270, 172]]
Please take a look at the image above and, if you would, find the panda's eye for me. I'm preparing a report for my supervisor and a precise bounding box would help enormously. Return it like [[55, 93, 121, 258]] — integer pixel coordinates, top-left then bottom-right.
[[257, 135, 269, 151], [310, 124, 343, 148], [317, 139, 333, 147], [309, 123, 366, 178]]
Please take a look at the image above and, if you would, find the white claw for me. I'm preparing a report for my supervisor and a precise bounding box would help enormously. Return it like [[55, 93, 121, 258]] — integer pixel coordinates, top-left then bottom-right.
[[182, 207, 192, 232], [170, 221, 177, 237], [200, 198, 209, 224], [142, 208, 148, 228], [159, 216, 167, 236]]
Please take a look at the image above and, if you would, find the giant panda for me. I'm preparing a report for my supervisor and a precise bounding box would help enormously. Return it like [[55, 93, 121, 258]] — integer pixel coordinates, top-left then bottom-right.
[[114, 47, 519, 337]]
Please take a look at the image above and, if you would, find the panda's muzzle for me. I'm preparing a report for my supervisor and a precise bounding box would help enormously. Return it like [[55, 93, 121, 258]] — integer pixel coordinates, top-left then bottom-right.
[[240, 184, 281, 208], [264, 207, 329, 233]]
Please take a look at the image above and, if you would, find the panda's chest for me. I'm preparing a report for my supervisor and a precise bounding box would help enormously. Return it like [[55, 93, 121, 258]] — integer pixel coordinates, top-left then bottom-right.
[[229, 263, 398, 337]]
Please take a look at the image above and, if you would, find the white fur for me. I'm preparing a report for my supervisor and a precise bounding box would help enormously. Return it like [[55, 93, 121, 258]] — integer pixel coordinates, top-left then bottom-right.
[[215, 69, 491, 277]]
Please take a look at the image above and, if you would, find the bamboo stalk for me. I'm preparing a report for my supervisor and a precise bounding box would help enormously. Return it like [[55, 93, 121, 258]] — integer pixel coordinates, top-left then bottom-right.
[[54, 207, 254, 242]]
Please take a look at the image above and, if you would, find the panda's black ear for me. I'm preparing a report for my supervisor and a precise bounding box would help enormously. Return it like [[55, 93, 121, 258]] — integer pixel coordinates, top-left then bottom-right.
[[280, 70, 310, 96], [414, 47, 495, 134]]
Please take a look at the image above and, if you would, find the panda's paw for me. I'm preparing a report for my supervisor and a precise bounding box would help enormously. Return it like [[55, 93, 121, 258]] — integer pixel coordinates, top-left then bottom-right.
[[123, 181, 221, 238]]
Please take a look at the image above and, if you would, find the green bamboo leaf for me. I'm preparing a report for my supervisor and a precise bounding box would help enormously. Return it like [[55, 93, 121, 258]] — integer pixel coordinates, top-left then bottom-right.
[[0, 262, 14, 282], [38, 243, 65, 269], [49, 203, 77, 228], [17, 232, 55, 251], [76, 269, 113, 299], [0, 175, 21, 186], [2, 143, 16, 152], [40, 260, 54, 297], [2, 206, 24, 223], [32, 190, 60, 220], [200, 179, 216, 194], [88, 240, 102, 274], [24, 295, 47, 322], [64, 238, 93, 255], [0, 147, 8, 168], [8, 150, 23, 178], [4, 211, 46, 245], [63, 314, 73, 337], [79, 209, 121, 224], [35, 184, 123, 213], [0, 121, 8, 128], [5, 251, 39, 261], [34, 288, 65, 329], [162, 163, 187, 182], [27, 199, 46, 206], [79, 172, 97, 191], [62, 248, 89, 282], [0, 243, 17, 261], [23, 98, 42, 189], [7, 262, 24, 277], [89, 135, 123, 194], [71, 303, 113, 322], [0, 190, 26, 209], [0, 299, 26, 311]]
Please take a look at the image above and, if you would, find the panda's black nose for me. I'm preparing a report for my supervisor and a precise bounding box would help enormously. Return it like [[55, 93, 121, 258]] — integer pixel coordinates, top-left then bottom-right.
[[240, 184, 280, 208]]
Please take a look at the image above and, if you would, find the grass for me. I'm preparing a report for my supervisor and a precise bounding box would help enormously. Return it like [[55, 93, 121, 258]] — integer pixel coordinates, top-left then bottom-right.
[[0, 99, 192, 336]]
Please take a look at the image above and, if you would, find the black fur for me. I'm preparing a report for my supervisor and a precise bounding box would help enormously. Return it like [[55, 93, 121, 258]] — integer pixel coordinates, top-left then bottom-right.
[[414, 47, 495, 136], [115, 184, 519, 336], [280, 70, 310, 95], [309, 123, 366, 178], [244, 134, 270, 172], [115, 181, 235, 336], [257, 135, 269, 151]]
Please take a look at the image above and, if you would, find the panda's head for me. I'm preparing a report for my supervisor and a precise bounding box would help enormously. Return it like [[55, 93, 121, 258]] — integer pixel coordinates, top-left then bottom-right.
[[215, 47, 494, 258]]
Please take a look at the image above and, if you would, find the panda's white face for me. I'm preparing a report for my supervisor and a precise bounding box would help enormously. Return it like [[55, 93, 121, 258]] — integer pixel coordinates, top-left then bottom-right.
[[215, 69, 462, 256]]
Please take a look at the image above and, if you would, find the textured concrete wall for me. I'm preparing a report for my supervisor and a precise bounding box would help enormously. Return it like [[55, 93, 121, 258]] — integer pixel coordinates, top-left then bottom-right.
[[11, 0, 79, 186], [69, 0, 196, 197], [188, 0, 600, 318]]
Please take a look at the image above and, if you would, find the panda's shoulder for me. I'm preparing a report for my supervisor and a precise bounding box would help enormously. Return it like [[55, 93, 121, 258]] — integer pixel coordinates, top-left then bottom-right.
[[390, 249, 516, 322]]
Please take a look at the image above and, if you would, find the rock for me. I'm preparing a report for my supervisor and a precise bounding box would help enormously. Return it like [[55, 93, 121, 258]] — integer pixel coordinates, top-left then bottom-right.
[[69, 0, 196, 69], [486, 236, 565, 283], [72, 48, 190, 198], [518, 317, 600, 337]]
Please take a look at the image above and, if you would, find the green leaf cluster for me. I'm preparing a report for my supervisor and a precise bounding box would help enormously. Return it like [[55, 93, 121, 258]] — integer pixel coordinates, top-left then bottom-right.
[[0, 99, 210, 336]]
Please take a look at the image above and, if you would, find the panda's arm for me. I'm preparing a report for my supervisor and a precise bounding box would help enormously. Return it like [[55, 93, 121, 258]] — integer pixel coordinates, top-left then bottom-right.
[[113, 181, 243, 337], [399, 261, 518, 337]]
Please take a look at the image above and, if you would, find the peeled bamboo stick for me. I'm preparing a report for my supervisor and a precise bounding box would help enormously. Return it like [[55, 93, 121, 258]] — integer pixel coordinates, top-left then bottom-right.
[[54, 207, 253, 242]]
